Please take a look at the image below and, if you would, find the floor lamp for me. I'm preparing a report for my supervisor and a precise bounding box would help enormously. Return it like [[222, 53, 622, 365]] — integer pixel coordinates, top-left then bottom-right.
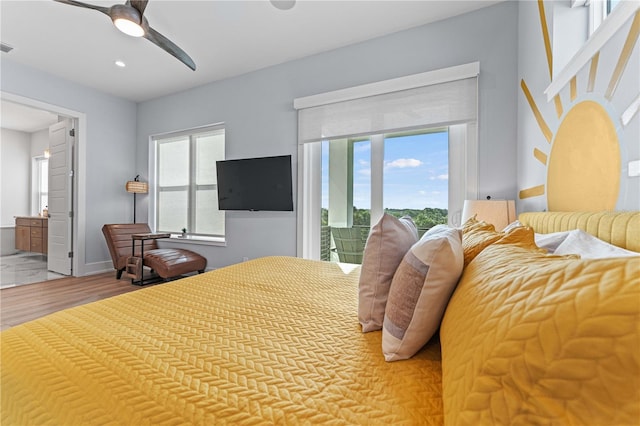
[[125, 175, 148, 223]]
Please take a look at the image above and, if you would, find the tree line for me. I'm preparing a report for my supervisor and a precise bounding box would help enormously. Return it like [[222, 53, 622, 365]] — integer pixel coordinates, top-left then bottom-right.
[[322, 207, 448, 230]]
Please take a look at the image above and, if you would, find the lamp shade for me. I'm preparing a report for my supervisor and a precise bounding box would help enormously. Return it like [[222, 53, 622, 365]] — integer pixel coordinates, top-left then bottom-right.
[[461, 199, 516, 231], [125, 180, 148, 194]]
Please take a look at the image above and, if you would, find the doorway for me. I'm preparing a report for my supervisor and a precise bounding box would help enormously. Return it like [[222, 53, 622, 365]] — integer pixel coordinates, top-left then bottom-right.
[[0, 92, 86, 286]]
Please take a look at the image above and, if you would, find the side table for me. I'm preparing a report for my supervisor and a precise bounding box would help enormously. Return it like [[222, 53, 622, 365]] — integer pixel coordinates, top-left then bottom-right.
[[126, 232, 171, 285]]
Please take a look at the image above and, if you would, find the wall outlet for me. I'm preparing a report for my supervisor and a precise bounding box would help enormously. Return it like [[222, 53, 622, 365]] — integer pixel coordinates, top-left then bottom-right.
[[242, 257, 249, 262]]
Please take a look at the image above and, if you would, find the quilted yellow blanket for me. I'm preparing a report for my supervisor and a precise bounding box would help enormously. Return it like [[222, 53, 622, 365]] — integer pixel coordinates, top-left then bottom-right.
[[441, 232, 640, 425], [1, 257, 443, 425]]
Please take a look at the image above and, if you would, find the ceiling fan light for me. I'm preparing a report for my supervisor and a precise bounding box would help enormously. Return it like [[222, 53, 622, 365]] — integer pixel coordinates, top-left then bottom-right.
[[114, 18, 145, 37], [110, 4, 145, 37]]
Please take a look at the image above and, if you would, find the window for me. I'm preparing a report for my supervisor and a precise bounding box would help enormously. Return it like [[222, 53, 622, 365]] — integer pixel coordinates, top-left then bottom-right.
[[150, 124, 225, 240], [607, 0, 621, 14], [320, 129, 450, 262], [295, 63, 479, 260], [588, 0, 622, 34], [32, 156, 48, 216]]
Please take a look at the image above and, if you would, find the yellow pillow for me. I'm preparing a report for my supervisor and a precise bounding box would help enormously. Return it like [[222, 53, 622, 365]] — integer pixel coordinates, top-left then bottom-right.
[[441, 239, 640, 425], [461, 218, 542, 266], [461, 218, 501, 266], [492, 226, 541, 251]]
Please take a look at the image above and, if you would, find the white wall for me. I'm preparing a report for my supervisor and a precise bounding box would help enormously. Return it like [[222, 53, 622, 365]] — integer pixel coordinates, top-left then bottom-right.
[[137, 2, 519, 269], [0, 128, 30, 255], [1, 128, 30, 225], [1, 61, 137, 274], [30, 128, 50, 158]]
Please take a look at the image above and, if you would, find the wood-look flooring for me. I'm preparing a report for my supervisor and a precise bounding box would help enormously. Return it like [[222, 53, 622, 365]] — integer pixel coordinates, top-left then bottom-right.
[[0, 272, 148, 330]]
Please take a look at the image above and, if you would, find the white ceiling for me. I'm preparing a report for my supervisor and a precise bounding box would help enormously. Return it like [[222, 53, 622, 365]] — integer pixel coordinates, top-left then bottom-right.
[[1, 100, 59, 133], [1, 0, 503, 104]]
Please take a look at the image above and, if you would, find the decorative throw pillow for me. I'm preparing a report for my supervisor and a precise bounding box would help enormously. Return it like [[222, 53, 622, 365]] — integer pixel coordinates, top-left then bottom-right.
[[358, 214, 418, 332], [382, 225, 464, 361], [493, 225, 540, 251], [554, 229, 640, 259], [461, 218, 502, 266]]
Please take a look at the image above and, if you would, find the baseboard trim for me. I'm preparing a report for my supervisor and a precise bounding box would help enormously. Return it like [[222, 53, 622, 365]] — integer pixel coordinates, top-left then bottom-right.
[[80, 261, 113, 277]]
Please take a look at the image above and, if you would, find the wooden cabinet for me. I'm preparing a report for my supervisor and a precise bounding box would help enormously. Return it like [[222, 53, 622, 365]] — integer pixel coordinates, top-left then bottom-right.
[[15, 217, 48, 254], [15, 219, 30, 251]]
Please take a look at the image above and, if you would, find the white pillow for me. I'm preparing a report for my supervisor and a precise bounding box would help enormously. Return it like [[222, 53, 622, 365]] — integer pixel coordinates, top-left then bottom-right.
[[554, 229, 640, 259], [534, 230, 572, 254], [382, 225, 464, 361], [501, 220, 523, 233]]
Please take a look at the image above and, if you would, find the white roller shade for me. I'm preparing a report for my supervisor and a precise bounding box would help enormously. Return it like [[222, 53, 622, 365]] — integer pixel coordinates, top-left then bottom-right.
[[296, 68, 478, 143]]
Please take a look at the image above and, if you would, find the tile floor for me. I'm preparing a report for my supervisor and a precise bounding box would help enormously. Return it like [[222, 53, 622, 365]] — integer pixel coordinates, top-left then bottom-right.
[[0, 252, 65, 289]]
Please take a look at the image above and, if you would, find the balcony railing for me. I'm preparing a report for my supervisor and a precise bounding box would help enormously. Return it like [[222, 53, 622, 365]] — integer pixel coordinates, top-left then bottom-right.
[[321, 225, 431, 263]]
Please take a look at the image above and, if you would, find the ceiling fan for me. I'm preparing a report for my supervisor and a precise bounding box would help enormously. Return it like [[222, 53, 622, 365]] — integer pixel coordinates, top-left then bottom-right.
[[53, 0, 196, 71]]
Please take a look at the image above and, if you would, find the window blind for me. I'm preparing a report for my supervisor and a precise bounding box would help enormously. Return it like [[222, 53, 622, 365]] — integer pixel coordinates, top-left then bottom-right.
[[296, 71, 478, 143]]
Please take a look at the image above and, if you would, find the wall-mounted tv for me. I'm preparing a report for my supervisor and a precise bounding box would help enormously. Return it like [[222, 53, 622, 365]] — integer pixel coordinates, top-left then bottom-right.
[[216, 155, 293, 211]]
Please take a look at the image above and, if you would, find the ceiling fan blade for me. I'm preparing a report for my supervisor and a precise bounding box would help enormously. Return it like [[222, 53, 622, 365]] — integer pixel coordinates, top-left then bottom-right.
[[52, 0, 109, 15], [127, 0, 148, 16], [144, 26, 196, 71]]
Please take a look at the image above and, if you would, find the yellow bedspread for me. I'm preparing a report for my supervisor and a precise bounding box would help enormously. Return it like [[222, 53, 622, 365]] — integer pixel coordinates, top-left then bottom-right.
[[1, 257, 443, 425], [441, 232, 640, 425]]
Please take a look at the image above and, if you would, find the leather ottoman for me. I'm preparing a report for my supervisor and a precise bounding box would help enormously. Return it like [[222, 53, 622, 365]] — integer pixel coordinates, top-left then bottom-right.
[[144, 248, 207, 279]]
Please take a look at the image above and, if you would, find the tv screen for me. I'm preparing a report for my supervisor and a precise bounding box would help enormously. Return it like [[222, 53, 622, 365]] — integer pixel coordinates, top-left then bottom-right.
[[216, 155, 293, 211]]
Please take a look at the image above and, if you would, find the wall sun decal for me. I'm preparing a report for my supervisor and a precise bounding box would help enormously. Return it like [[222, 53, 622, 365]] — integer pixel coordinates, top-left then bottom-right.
[[519, 1, 640, 211]]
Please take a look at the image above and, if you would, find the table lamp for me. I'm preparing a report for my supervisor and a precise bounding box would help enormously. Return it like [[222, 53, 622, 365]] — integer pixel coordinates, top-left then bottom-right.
[[461, 198, 516, 231]]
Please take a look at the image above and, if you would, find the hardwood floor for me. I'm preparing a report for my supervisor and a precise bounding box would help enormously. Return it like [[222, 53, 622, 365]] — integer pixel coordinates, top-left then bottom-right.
[[0, 272, 149, 330]]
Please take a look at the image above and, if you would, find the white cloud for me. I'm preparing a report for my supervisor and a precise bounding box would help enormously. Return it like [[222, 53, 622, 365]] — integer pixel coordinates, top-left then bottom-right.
[[430, 174, 448, 180], [385, 158, 422, 169]]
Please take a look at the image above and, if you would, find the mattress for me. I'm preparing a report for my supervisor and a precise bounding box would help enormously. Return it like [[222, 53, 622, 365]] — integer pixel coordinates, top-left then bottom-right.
[[1, 256, 443, 425]]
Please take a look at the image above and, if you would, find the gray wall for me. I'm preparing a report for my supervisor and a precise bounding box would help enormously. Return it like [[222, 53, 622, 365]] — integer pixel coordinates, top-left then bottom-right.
[[137, 1, 519, 268], [1, 61, 137, 273]]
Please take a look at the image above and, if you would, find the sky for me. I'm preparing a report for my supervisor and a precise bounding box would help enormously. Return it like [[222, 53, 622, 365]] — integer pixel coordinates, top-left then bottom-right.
[[322, 131, 449, 210]]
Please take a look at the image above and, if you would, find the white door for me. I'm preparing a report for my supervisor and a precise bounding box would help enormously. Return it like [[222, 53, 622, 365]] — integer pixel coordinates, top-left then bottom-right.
[[47, 119, 73, 275]]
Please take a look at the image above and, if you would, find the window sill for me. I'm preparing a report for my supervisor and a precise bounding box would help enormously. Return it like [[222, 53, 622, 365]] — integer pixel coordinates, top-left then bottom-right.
[[165, 234, 226, 247]]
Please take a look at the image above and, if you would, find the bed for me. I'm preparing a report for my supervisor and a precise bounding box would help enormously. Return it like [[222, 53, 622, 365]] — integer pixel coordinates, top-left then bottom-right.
[[1, 211, 638, 425], [1, 257, 442, 424]]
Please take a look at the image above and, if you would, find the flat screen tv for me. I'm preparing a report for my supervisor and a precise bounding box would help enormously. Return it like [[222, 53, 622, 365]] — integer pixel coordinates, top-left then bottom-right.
[[216, 155, 293, 211]]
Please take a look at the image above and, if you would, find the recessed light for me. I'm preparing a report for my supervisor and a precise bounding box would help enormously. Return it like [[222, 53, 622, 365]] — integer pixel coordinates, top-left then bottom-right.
[[270, 0, 295, 10], [115, 60, 126, 68]]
